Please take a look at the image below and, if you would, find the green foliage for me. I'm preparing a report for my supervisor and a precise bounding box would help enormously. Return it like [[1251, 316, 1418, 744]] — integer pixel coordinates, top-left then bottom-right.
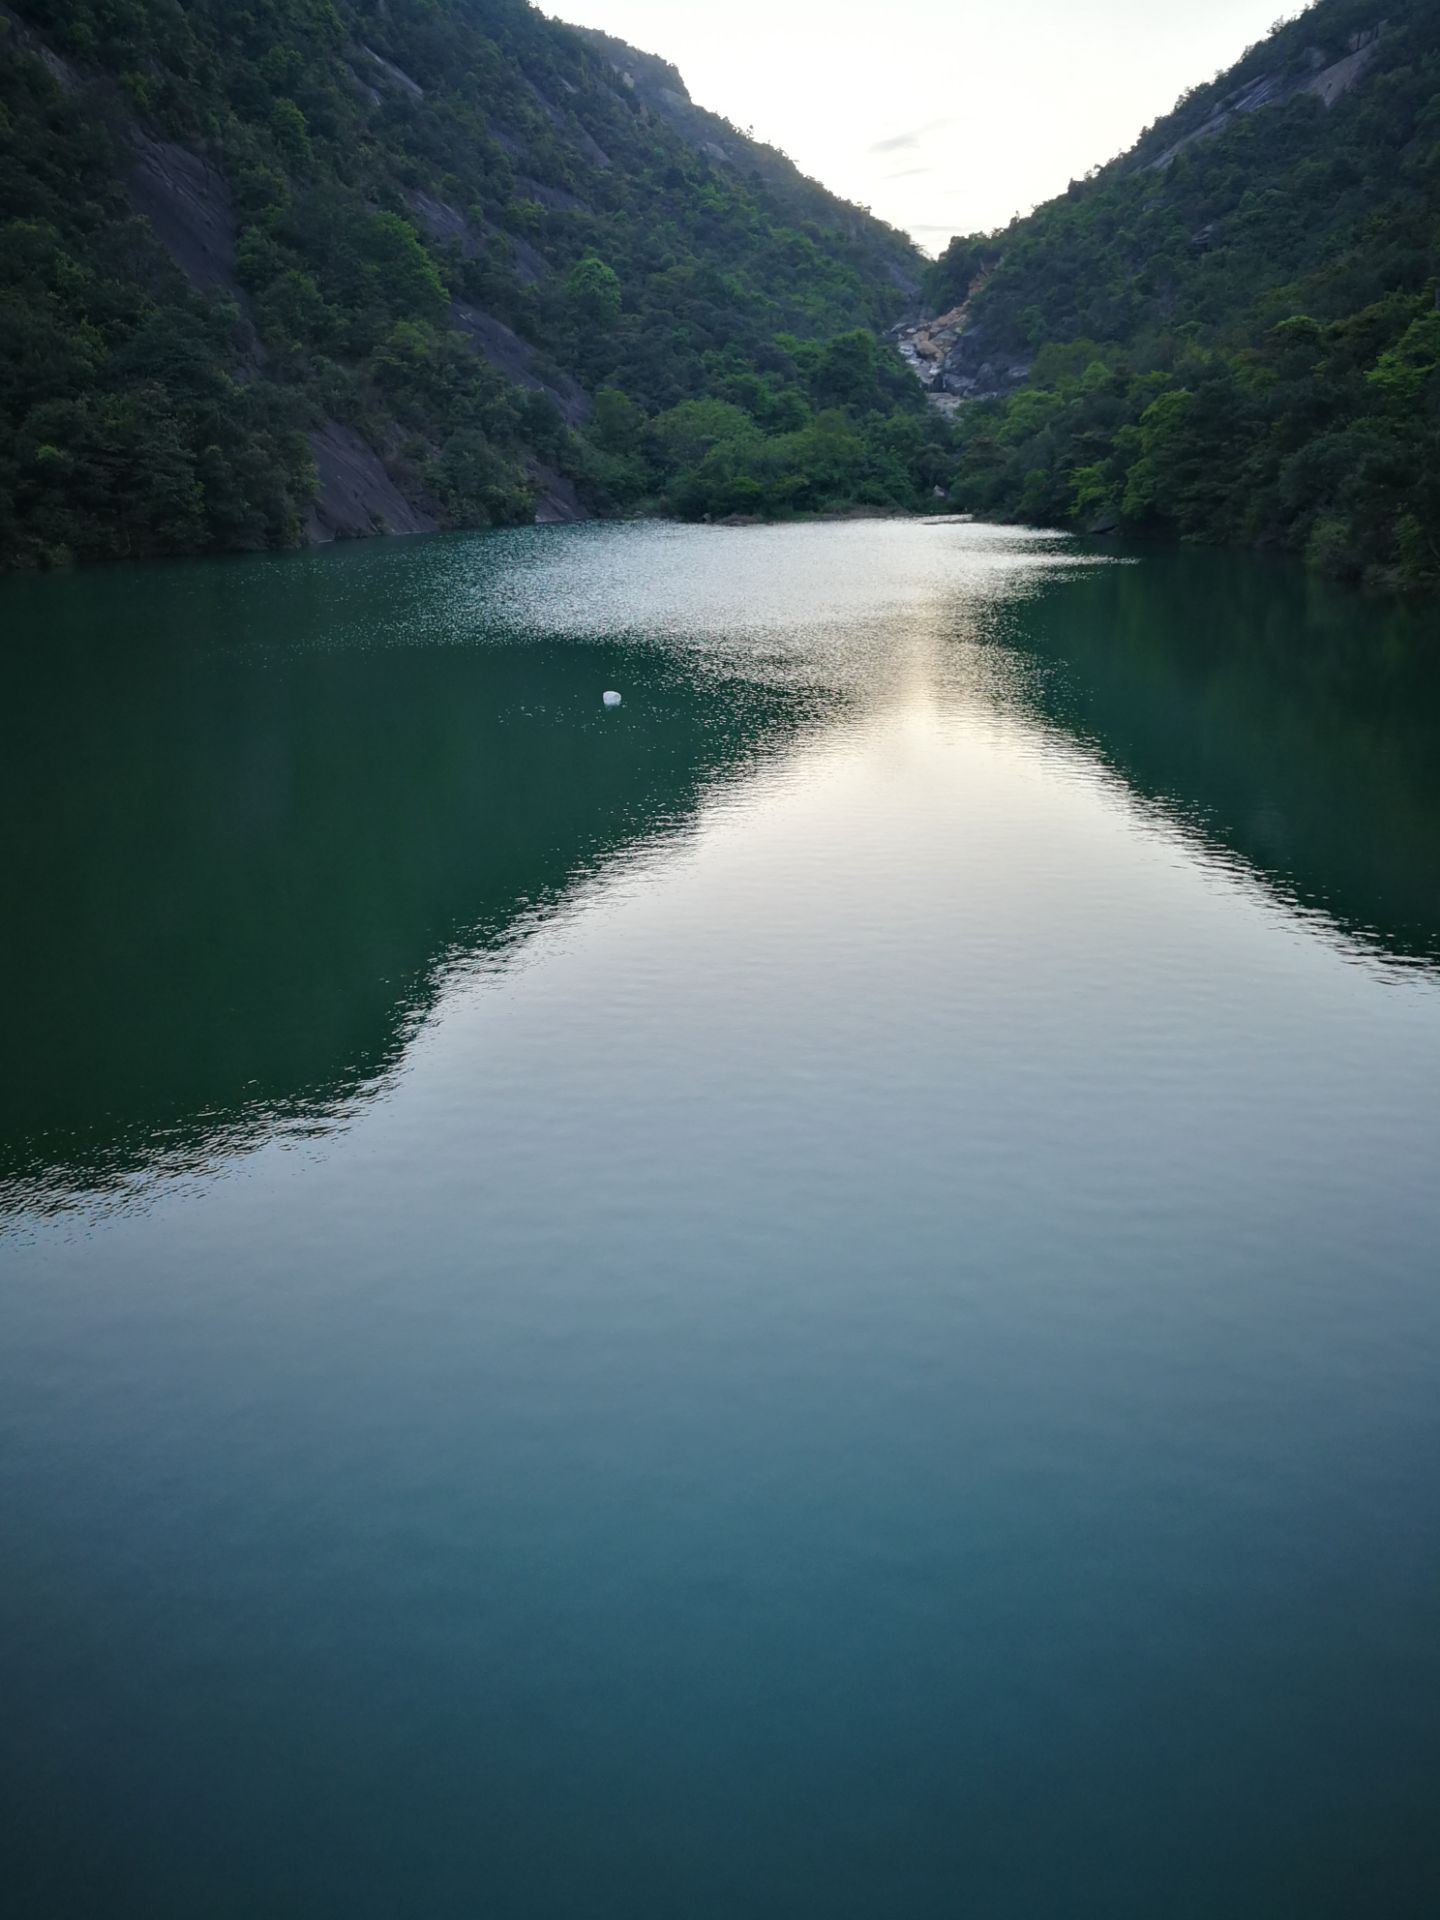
[[591, 384, 644, 453], [936, 0, 1440, 593], [922, 238, 999, 315], [0, 0, 933, 570], [268, 97, 311, 169], [362, 213, 449, 325], [564, 255, 621, 329], [1368, 310, 1440, 407], [424, 428, 532, 527], [0, 42, 314, 568], [597, 337, 950, 523]]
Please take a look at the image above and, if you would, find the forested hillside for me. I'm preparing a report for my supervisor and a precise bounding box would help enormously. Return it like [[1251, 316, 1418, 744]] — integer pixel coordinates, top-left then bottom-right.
[[926, 0, 1440, 593], [0, 0, 944, 570]]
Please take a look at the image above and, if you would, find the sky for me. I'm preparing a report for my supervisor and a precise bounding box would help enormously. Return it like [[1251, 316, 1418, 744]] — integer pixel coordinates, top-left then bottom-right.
[[549, 0, 1299, 249]]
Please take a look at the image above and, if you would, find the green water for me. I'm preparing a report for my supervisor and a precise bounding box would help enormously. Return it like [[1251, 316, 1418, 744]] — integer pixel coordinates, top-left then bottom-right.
[[2, 522, 1439, 1916]]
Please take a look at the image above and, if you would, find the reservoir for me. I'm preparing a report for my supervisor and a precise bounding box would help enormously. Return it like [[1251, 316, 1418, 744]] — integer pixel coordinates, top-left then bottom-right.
[[3, 520, 1439, 1917]]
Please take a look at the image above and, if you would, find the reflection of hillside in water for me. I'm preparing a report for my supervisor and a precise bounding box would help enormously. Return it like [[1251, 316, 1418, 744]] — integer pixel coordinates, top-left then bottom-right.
[[1003, 548, 1440, 975], [5, 522, 1434, 1215], [0, 555, 809, 1214], [0, 521, 1078, 1216]]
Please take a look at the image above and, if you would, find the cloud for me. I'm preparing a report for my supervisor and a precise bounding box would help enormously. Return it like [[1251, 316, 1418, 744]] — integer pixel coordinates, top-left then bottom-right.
[[886, 165, 934, 179], [868, 118, 950, 155]]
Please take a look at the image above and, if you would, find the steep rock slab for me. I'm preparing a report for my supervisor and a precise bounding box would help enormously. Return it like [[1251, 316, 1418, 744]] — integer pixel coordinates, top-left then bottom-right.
[[448, 303, 591, 426], [305, 423, 438, 544], [126, 135, 238, 292]]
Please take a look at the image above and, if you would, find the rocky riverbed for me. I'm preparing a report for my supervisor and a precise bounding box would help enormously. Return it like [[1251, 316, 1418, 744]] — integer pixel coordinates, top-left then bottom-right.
[[890, 301, 1031, 413]]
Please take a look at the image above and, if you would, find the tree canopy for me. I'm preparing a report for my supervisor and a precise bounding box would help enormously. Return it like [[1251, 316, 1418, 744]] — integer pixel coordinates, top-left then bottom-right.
[[0, 0, 941, 570], [929, 0, 1440, 594]]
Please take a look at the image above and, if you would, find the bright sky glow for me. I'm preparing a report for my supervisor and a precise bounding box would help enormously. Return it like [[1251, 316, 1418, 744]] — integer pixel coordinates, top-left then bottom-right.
[[549, 0, 1299, 249]]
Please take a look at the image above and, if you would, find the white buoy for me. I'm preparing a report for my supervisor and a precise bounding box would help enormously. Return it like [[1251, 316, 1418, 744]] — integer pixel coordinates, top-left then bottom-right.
[[602, 690, 622, 708]]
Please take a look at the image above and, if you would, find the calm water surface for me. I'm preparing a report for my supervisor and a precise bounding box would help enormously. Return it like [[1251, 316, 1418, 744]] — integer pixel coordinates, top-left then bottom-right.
[[3, 521, 1439, 1917]]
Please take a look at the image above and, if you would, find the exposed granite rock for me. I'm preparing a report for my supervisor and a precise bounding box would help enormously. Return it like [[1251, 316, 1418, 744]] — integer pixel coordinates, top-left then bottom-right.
[[0, 3, 79, 89], [407, 190, 475, 252], [305, 422, 438, 544], [515, 175, 585, 214], [3, 8, 240, 298], [405, 189, 549, 283], [529, 463, 588, 524], [525, 77, 611, 170], [1147, 29, 1383, 171], [1306, 38, 1381, 106], [361, 45, 424, 100], [892, 276, 1029, 410], [447, 303, 591, 425], [345, 65, 383, 108], [127, 134, 238, 292]]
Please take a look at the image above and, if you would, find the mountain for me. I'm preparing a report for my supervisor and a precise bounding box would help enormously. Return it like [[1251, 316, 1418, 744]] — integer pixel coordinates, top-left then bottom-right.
[[919, 0, 1440, 593], [0, 0, 942, 571], [573, 26, 921, 301]]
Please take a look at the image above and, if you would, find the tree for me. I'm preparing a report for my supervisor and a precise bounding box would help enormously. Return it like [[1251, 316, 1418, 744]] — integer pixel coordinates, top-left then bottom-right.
[[592, 385, 644, 453], [362, 214, 449, 325], [565, 255, 622, 329]]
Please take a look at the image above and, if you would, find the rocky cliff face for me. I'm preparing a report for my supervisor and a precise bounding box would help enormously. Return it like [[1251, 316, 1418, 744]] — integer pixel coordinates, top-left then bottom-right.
[[1142, 21, 1387, 171], [891, 300, 1031, 412]]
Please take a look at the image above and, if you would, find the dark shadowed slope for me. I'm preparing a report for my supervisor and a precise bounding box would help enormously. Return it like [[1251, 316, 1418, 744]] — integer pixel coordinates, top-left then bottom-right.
[[4, 520, 1438, 1215], [0, 528, 811, 1208], [0, 0, 935, 571]]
